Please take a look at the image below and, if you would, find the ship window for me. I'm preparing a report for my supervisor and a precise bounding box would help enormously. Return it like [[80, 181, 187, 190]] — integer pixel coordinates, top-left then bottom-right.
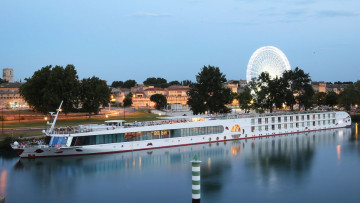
[[313, 121, 316, 126], [284, 117, 287, 122], [290, 116, 293, 122], [278, 124, 281, 129], [290, 123, 293, 128], [296, 116, 299, 121], [251, 126, 255, 132], [307, 115, 310, 120], [265, 118, 268, 124], [272, 117, 275, 123], [258, 126, 262, 131], [258, 118, 262, 124], [318, 121, 321, 126], [296, 123, 299, 128], [301, 115, 304, 121], [323, 120, 325, 125], [278, 117, 281, 123], [272, 125, 275, 130], [265, 126, 268, 131], [284, 124, 287, 129]]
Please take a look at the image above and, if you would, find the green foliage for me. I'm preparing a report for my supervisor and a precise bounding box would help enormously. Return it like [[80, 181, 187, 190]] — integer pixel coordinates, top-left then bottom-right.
[[122, 80, 137, 88], [150, 94, 167, 110], [181, 80, 193, 86], [123, 93, 133, 107], [338, 83, 360, 111], [282, 67, 314, 110], [19, 65, 80, 114], [249, 72, 275, 112], [111, 81, 124, 88], [0, 78, 8, 84], [168, 80, 181, 86], [237, 86, 252, 113], [143, 77, 168, 87], [80, 76, 111, 118], [297, 84, 314, 110], [325, 92, 338, 108], [313, 92, 327, 106], [187, 65, 232, 115]]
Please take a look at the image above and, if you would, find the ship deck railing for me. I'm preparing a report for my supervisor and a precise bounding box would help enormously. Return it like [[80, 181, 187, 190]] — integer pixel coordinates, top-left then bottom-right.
[[48, 110, 338, 135]]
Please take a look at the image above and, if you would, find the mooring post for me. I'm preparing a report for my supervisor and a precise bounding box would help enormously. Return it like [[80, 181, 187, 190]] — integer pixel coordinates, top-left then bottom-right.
[[0, 196, 5, 203], [191, 154, 201, 203]]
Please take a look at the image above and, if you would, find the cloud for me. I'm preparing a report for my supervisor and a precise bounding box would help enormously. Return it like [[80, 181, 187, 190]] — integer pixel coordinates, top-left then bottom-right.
[[132, 12, 171, 17], [317, 10, 359, 18]]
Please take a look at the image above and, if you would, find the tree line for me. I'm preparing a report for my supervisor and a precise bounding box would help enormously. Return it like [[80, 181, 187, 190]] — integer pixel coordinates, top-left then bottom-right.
[[20, 65, 110, 118], [111, 78, 193, 88], [19, 64, 359, 117], [236, 68, 360, 113]]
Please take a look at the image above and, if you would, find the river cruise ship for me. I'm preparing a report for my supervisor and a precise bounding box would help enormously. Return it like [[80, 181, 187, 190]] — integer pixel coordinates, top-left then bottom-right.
[[11, 105, 351, 158]]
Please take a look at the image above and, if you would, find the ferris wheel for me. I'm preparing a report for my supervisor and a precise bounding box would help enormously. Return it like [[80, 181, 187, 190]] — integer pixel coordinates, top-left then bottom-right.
[[246, 46, 291, 83]]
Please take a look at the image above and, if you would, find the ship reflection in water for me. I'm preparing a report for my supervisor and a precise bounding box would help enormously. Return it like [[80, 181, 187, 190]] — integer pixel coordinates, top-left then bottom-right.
[[1, 126, 359, 203]]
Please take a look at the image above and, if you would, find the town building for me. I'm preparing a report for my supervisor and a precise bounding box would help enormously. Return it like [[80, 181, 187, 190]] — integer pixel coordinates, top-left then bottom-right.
[[311, 81, 347, 94], [0, 82, 27, 109], [2, 68, 14, 83], [111, 85, 190, 108]]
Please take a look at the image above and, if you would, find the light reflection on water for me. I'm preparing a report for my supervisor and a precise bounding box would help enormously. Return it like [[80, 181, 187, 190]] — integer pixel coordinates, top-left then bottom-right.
[[1, 124, 359, 203]]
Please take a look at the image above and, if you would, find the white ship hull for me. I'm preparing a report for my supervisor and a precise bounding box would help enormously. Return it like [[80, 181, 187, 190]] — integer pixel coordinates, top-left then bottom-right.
[[13, 111, 351, 158]]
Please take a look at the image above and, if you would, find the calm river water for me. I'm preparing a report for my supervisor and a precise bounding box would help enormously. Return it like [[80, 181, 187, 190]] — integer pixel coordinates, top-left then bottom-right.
[[1, 124, 359, 203]]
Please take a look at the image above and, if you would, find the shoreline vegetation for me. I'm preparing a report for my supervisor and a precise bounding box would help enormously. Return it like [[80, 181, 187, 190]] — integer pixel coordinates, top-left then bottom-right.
[[0, 110, 165, 150]]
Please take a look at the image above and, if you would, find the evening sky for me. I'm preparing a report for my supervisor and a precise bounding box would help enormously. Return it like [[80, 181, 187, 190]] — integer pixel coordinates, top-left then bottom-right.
[[0, 0, 359, 83]]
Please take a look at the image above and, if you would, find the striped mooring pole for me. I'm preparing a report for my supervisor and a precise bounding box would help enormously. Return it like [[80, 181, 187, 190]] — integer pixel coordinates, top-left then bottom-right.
[[191, 155, 201, 203]]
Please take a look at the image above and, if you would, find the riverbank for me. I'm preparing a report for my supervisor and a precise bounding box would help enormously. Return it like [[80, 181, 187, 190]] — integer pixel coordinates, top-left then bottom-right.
[[0, 110, 165, 146]]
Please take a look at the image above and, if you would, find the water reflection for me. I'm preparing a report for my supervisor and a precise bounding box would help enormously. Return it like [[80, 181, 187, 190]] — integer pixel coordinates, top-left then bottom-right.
[[0, 169, 6, 197], [0, 126, 357, 202]]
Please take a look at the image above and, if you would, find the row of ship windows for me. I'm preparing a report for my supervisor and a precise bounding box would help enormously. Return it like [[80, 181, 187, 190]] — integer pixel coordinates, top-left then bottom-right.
[[68, 126, 224, 146], [251, 120, 336, 132], [251, 113, 336, 124]]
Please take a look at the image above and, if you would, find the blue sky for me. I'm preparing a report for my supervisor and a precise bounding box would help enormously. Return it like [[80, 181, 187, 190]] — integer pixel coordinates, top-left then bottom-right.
[[0, 0, 359, 84]]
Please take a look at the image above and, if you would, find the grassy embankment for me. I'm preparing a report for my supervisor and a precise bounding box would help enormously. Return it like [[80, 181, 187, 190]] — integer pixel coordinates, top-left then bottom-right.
[[0, 110, 165, 140]]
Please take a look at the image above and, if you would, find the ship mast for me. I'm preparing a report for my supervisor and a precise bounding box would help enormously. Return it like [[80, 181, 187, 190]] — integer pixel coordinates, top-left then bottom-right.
[[47, 100, 63, 135]]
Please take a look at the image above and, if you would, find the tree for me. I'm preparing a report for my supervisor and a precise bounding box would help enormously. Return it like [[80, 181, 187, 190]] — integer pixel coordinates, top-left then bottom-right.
[[168, 80, 181, 86], [150, 94, 167, 110], [19, 65, 80, 114], [111, 81, 123, 88], [143, 77, 168, 87], [187, 65, 232, 115], [282, 67, 314, 110], [80, 76, 111, 119], [269, 76, 289, 110], [0, 78, 8, 84], [297, 84, 314, 110], [237, 86, 252, 113], [325, 92, 338, 109], [122, 80, 137, 88], [123, 93, 133, 107], [249, 73, 273, 112], [284, 89, 296, 110], [181, 80, 193, 86], [313, 92, 327, 107], [338, 84, 359, 111]]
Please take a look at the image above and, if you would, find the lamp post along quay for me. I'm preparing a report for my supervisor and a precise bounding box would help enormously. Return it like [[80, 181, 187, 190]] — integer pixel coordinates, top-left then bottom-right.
[[191, 155, 201, 203]]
